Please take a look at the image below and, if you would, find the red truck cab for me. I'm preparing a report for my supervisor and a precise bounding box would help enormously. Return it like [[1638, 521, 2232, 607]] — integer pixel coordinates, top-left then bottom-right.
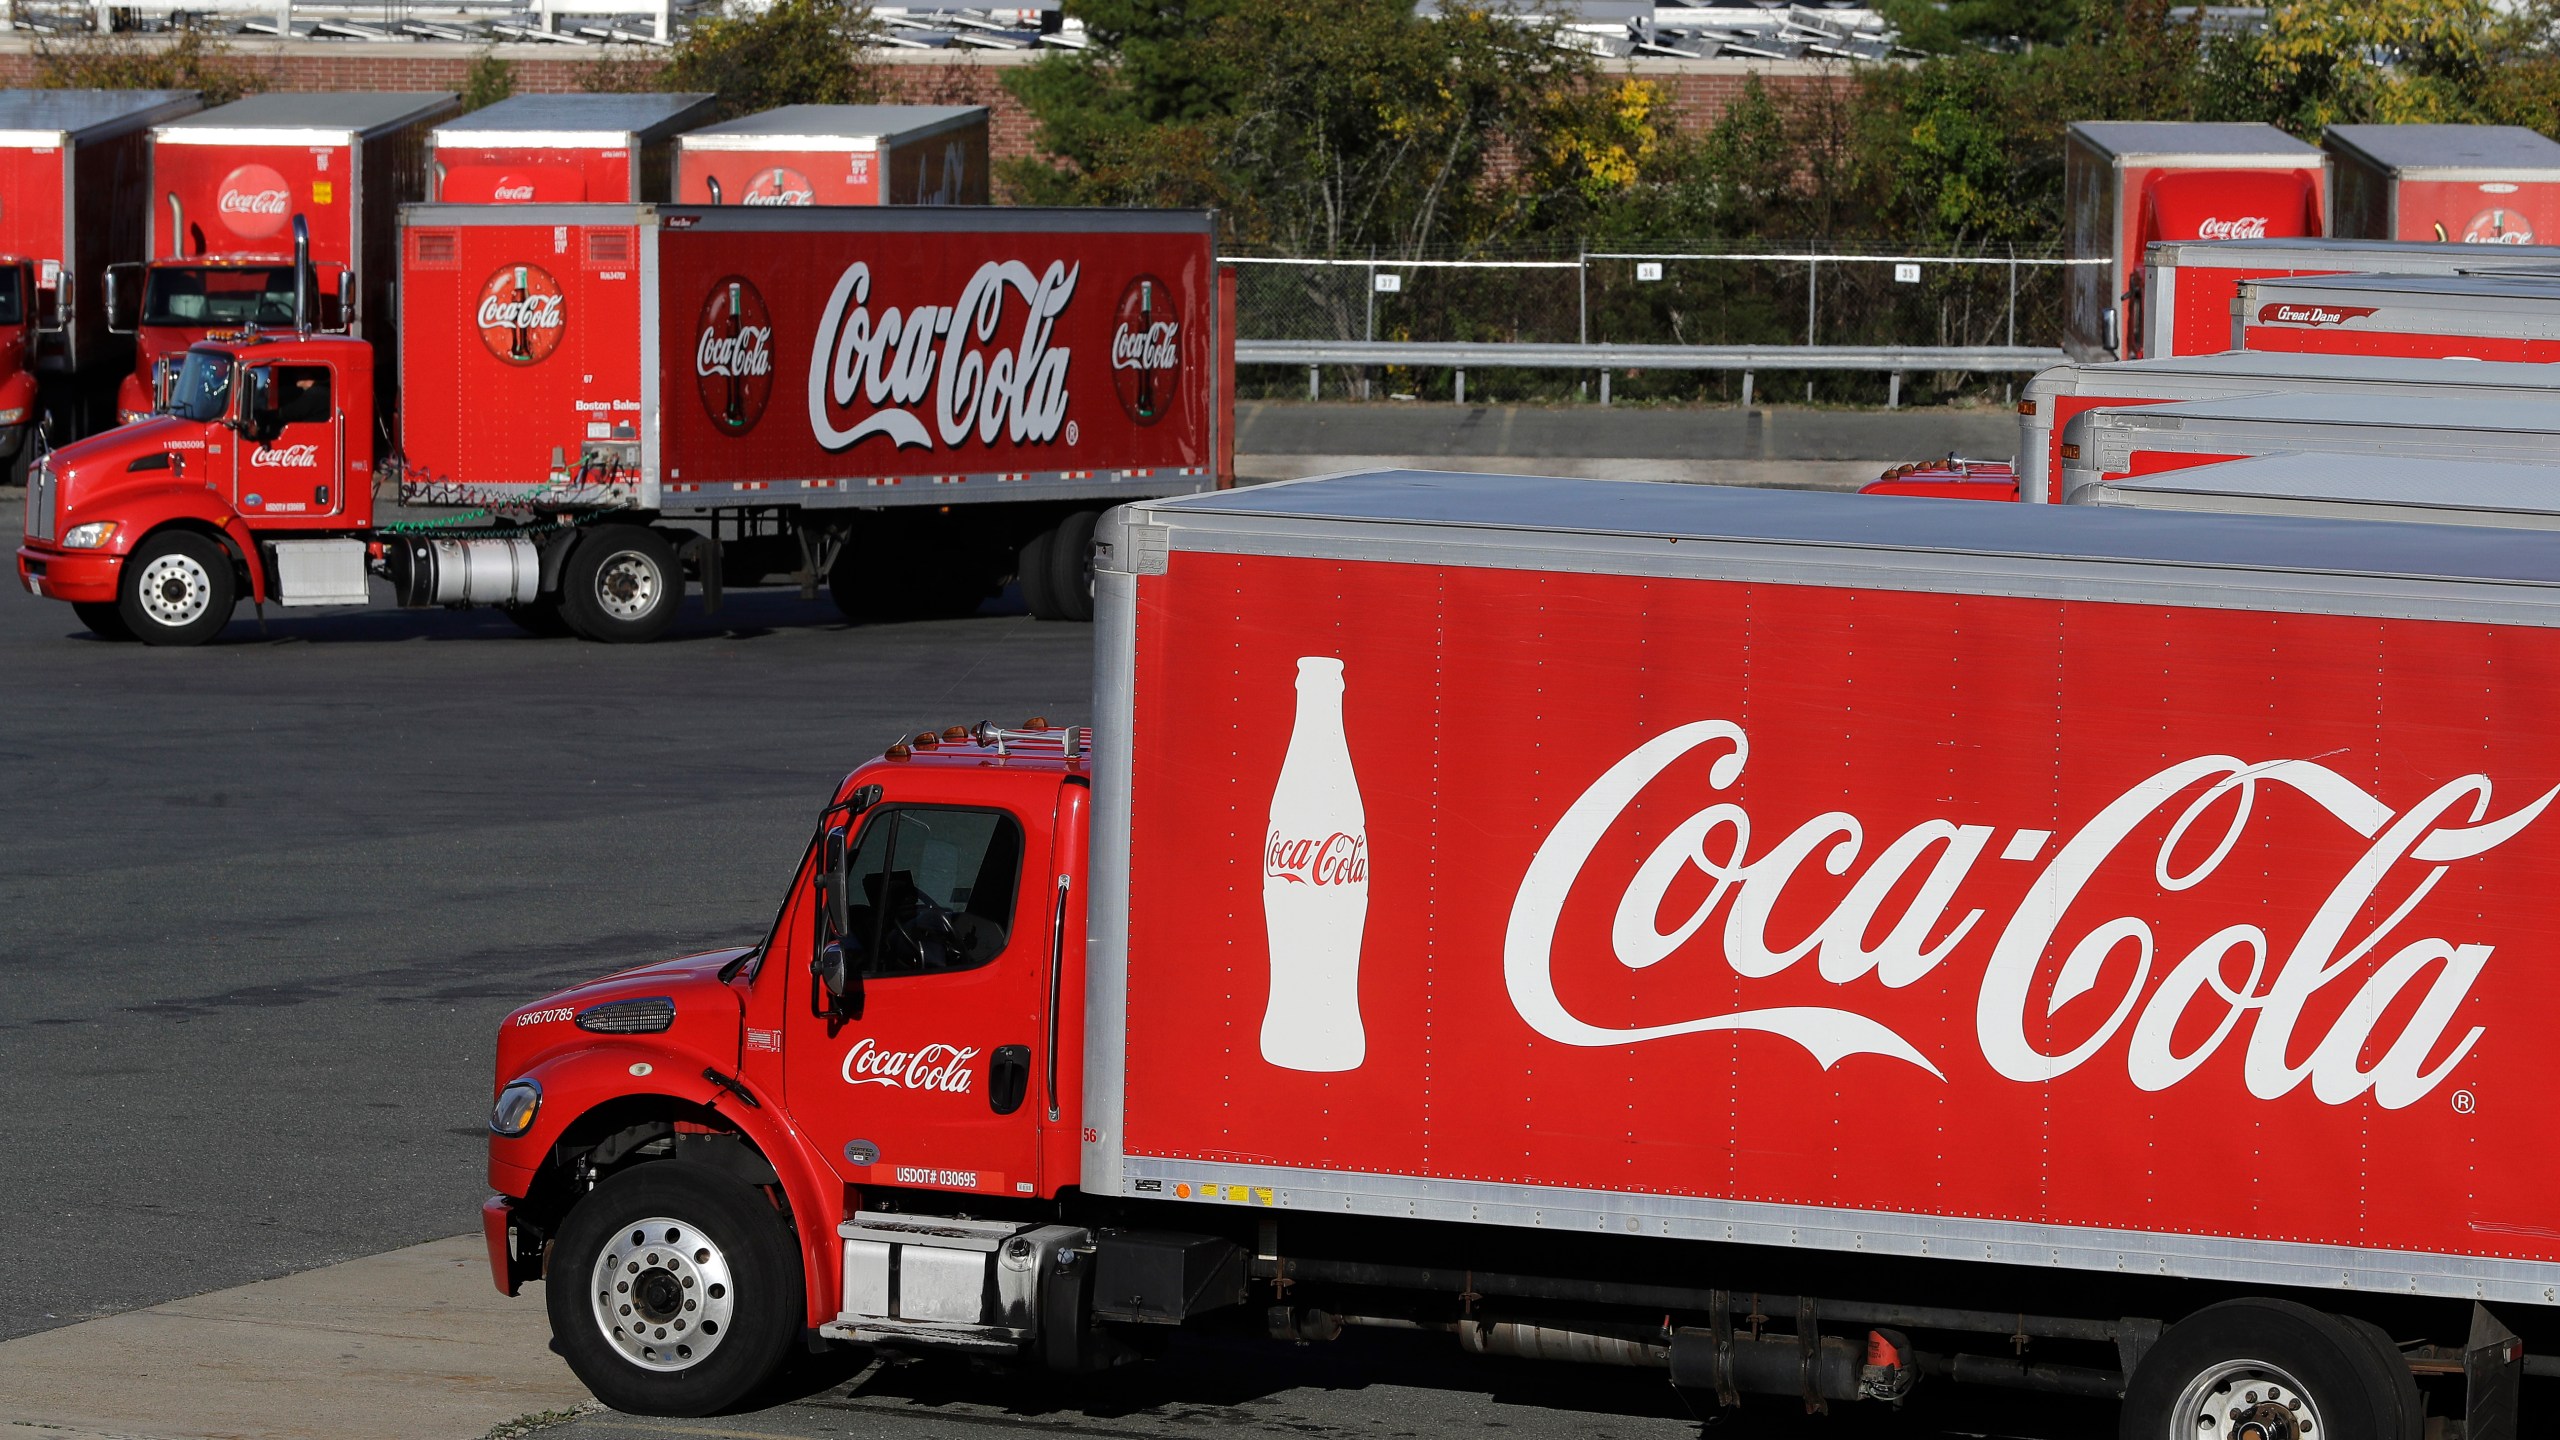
[[17, 325, 375, 642], [484, 721, 1089, 1413]]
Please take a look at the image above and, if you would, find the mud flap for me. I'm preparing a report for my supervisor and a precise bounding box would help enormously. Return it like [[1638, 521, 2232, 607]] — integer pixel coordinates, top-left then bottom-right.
[[676, 531, 722, 616], [2465, 1304, 2522, 1440]]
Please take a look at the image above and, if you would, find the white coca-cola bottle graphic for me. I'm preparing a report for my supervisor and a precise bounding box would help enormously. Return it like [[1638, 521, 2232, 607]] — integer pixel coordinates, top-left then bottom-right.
[[1261, 656, 1369, 1072]]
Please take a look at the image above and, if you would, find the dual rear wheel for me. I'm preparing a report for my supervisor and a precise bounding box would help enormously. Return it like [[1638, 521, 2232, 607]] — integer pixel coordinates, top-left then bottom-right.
[[2122, 1300, 2419, 1440], [1017, 510, 1099, 622]]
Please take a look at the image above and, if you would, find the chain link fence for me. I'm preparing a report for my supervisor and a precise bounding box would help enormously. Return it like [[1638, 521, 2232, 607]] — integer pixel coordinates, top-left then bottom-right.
[[1230, 244, 2098, 406]]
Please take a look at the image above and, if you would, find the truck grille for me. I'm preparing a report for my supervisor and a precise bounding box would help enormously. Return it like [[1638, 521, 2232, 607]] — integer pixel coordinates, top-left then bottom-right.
[[25, 459, 52, 543]]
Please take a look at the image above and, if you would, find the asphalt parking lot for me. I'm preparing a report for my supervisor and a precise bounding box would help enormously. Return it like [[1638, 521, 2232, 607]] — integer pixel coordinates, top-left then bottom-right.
[[0, 505, 1094, 1344]]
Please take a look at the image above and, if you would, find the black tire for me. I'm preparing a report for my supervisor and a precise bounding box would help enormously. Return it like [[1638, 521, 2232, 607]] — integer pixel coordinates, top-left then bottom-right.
[[72, 601, 136, 641], [500, 597, 575, 638], [1045, 510, 1099, 623], [560, 526, 682, 644], [1017, 523, 1061, 620], [117, 530, 236, 647], [2121, 1300, 2417, 1440], [545, 1161, 803, 1417]]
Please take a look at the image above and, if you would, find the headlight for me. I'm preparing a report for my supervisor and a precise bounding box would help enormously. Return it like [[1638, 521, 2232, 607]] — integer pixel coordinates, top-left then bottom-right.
[[0, 408, 26, 425], [489, 1079, 542, 1137], [60, 522, 117, 550], [118, 410, 147, 425]]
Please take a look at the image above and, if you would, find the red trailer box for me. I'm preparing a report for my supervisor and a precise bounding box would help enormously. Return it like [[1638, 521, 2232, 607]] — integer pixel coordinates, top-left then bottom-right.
[[0, 90, 200, 454], [108, 92, 458, 423], [2138, 236, 2560, 360], [429, 92, 717, 203], [674, 104, 988, 207], [2326, 124, 2560, 245], [2075, 449, 2560, 528], [2066, 121, 2327, 360], [2056, 390, 2560, 499], [2237, 270, 2560, 360], [2016, 351, 2560, 504], [472, 469, 2560, 1435]]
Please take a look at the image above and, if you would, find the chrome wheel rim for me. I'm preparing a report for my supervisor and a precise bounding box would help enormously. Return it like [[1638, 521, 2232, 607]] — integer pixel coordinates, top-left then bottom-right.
[[2173, 1358, 2322, 1440], [593, 550, 662, 622], [589, 1215, 736, 1372], [135, 552, 213, 629]]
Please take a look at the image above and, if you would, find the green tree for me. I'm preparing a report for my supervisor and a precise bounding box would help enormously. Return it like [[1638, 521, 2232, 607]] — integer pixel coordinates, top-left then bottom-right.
[[34, 24, 264, 105], [1006, 0, 1595, 257], [461, 48, 517, 111], [648, 0, 882, 119]]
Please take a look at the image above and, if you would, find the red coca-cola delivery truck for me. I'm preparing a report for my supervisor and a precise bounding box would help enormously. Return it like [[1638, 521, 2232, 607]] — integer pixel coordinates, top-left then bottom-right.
[[2055, 390, 2560, 500], [2073, 450, 2560, 529], [2066, 122, 2327, 361], [428, 93, 719, 203], [2236, 271, 2560, 360], [673, 105, 988, 207], [16, 206, 1229, 644], [2327, 124, 2560, 245], [477, 470, 2558, 1437], [2136, 236, 2560, 361], [0, 89, 202, 453], [104, 91, 458, 425]]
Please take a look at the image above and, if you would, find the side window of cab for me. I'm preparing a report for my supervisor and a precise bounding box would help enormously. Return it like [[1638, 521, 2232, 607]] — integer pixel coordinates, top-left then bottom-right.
[[841, 807, 1023, 977]]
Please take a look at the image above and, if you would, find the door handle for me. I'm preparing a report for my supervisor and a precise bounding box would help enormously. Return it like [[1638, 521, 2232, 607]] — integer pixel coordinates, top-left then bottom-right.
[[989, 1044, 1030, 1116]]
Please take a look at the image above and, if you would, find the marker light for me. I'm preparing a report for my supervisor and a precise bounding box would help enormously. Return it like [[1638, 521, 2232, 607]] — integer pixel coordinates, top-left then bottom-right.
[[489, 1079, 542, 1137]]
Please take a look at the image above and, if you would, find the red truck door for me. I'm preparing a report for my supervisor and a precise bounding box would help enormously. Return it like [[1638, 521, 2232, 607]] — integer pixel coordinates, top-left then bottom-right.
[[231, 359, 346, 520], [784, 793, 1056, 1199]]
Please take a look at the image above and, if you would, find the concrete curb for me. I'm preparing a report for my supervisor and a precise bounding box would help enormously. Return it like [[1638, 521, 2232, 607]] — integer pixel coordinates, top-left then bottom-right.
[[0, 1237, 588, 1440]]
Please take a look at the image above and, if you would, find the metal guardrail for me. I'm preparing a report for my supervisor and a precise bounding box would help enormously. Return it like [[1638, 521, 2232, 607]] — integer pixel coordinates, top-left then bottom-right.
[[1237, 340, 2071, 407]]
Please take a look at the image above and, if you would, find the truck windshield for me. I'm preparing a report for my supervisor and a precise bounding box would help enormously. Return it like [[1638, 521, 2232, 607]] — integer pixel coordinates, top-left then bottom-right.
[[166, 351, 234, 422], [0, 269, 23, 327], [143, 267, 299, 328]]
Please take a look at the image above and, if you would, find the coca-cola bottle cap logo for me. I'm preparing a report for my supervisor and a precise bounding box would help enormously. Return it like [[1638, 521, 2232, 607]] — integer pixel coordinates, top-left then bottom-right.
[[2464, 207, 2535, 244], [695, 274, 775, 435], [1110, 273, 1180, 427], [217, 163, 293, 241], [742, 166, 815, 205], [476, 263, 567, 367]]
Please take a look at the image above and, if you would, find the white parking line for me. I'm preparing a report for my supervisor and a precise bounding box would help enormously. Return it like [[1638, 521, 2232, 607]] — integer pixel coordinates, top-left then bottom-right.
[[0, 1236, 589, 1440]]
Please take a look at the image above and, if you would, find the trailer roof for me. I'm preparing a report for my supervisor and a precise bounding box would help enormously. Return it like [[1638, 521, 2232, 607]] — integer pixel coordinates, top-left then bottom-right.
[[163, 92, 460, 139], [431, 93, 717, 145], [2089, 452, 2560, 529], [2143, 235, 2560, 267], [2245, 270, 2560, 303], [2325, 123, 2560, 177], [2069, 120, 2319, 161], [1151, 471, 2560, 592], [678, 104, 984, 149], [2048, 350, 2560, 389], [0, 89, 197, 140], [2091, 388, 2560, 432]]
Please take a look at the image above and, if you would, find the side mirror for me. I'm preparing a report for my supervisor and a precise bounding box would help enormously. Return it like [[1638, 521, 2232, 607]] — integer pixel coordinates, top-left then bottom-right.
[[105, 263, 139, 335], [235, 366, 277, 436], [35, 263, 66, 333], [809, 821, 862, 1020], [333, 271, 354, 331], [152, 356, 177, 413], [820, 823, 851, 940]]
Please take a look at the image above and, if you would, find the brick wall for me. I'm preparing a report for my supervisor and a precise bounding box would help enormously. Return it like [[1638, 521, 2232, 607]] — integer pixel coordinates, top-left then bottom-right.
[[0, 39, 1853, 171]]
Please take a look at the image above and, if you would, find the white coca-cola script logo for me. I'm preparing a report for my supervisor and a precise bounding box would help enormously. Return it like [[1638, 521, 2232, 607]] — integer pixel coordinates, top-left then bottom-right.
[[493, 184, 536, 202], [1267, 831, 1367, 886], [1112, 321, 1179, 373], [742, 188, 814, 206], [221, 188, 288, 216], [2195, 215, 2271, 241], [697, 323, 772, 379], [478, 291, 563, 331], [1504, 720, 2557, 1108], [807, 260, 1076, 452], [841, 1037, 980, 1092], [250, 443, 319, 468]]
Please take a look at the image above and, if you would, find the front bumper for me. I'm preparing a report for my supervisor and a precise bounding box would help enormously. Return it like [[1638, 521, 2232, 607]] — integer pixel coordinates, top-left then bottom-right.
[[483, 1193, 526, 1297], [17, 544, 120, 604]]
